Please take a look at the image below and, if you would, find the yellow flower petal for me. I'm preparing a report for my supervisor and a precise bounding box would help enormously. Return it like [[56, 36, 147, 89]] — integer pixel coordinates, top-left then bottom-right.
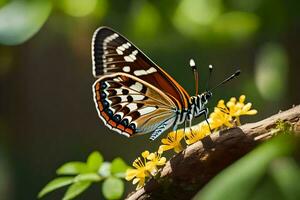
[[159, 131, 184, 153], [159, 144, 174, 152], [245, 109, 258, 115], [142, 151, 150, 158], [136, 178, 145, 190], [239, 95, 246, 103], [174, 144, 183, 153], [125, 169, 137, 181], [158, 157, 166, 165], [217, 99, 225, 107], [230, 97, 237, 103], [242, 103, 252, 111]]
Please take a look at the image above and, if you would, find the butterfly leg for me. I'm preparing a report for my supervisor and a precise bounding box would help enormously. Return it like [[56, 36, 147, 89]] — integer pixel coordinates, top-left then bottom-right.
[[203, 108, 212, 133], [188, 118, 193, 135]]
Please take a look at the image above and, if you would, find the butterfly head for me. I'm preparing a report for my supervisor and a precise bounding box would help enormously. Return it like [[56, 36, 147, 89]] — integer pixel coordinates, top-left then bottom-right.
[[201, 91, 212, 105]]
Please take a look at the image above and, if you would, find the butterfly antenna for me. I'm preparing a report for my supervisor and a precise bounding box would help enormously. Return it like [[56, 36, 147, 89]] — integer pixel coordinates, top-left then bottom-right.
[[189, 59, 199, 95], [210, 69, 241, 92], [206, 65, 213, 91]]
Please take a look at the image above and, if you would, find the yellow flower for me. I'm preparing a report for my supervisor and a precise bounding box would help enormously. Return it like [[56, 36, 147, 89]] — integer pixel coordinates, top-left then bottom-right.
[[146, 152, 166, 175], [185, 121, 210, 145], [125, 151, 151, 190], [226, 95, 257, 125], [159, 130, 184, 153], [210, 105, 233, 129], [226, 95, 257, 116]]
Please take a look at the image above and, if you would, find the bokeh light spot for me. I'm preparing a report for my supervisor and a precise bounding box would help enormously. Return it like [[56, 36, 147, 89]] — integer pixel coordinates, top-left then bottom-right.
[[132, 2, 160, 39], [255, 43, 289, 100], [213, 11, 260, 41], [0, 0, 52, 45], [173, 0, 222, 38], [61, 0, 98, 17]]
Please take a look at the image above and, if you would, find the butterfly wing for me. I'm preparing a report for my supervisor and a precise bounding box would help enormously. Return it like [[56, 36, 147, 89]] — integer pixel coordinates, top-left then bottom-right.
[[93, 73, 177, 137], [92, 27, 190, 110]]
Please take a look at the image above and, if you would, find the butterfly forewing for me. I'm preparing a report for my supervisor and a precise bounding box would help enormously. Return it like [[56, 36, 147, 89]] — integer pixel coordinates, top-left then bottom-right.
[[92, 27, 190, 109]]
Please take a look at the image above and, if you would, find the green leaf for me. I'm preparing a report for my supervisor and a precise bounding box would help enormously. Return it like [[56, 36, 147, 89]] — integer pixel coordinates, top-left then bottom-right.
[[56, 162, 89, 175], [0, 0, 52, 45], [269, 158, 300, 199], [62, 181, 91, 200], [193, 135, 296, 200], [38, 177, 74, 198], [110, 157, 129, 178], [87, 151, 103, 172], [102, 177, 124, 200], [99, 162, 111, 177], [74, 173, 102, 182]]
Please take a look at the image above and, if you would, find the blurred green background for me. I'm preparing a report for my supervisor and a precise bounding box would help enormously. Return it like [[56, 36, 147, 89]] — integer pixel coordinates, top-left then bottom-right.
[[0, 0, 300, 199]]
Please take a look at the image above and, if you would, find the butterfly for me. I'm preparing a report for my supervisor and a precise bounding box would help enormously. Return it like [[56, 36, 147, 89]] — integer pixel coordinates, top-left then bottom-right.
[[91, 27, 240, 140]]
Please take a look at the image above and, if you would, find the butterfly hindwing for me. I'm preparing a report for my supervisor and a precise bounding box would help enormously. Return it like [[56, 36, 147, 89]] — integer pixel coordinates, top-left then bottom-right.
[[93, 73, 177, 137]]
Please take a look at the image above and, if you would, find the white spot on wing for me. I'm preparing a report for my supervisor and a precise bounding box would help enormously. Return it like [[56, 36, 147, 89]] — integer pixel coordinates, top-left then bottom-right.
[[130, 82, 143, 92], [123, 116, 132, 123], [122, 66, 131, 72], [131, 95, 144, 101], [115, 112, 124, 118], [147, 67, 157, 73], [124, 50, 138, 62], [115, 88, 123, 95], [120, 95, 127, 102], [116, 49, 123, 55], [133, 70, 147, 76], [138, 107, 156, 115], [133, 67, 157, 76], [124, 56, 134, 62], [127, 103, 138, 111]]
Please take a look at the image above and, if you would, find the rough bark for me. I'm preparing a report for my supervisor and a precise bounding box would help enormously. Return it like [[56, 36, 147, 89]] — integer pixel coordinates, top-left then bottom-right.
[[126, 105, 300, 200]]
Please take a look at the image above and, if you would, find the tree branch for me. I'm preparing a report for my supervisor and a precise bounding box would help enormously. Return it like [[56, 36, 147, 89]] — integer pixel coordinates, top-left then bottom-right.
[[126, 105, 300, 200]]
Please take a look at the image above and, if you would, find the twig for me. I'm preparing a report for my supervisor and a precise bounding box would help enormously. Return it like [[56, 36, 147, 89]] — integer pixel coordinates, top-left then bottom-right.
[[126, 105, 300, 200]]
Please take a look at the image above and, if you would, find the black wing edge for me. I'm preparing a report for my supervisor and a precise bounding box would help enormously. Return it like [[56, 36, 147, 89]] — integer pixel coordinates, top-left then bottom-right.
[[91, 26, 118, 78]]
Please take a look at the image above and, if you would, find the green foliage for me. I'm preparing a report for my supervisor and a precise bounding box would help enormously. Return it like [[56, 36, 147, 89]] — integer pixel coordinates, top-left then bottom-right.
[[0, 0, 52, 45], [102, 177, 124, 200], [99, 162, 112, 177], [276, 120, 293, 135], [56, 162, 89, 175], [111, 157, 129, 178], [193, 135, 300, 200], [38, 151, 130, 200], [87, 151, 104, 172], [38, 177, 74, 198], [63, 181, 91, 200]]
